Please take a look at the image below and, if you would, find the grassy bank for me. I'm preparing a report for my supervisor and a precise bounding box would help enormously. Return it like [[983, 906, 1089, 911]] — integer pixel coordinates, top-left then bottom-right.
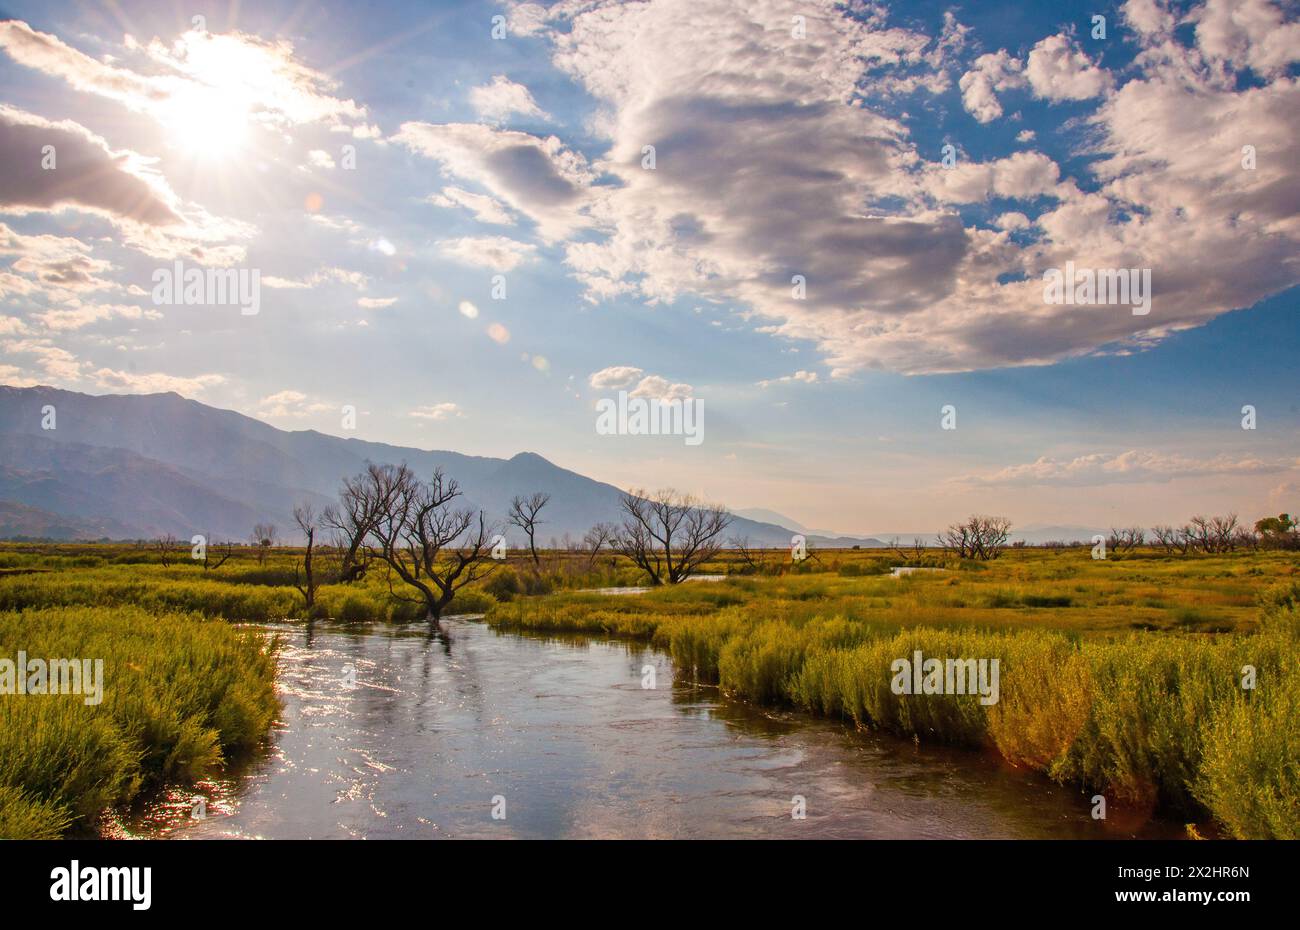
[[487, 572, 1300, 838], [0, 606, 279, 838], [1, 543, 1295, 838]]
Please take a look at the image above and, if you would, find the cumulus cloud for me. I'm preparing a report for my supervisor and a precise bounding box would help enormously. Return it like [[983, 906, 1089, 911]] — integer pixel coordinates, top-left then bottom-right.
[[392, 122, 596, 241], [587, 366, 693, 400], [93, 367, 224, 395], [437, 235, 536, 271], [0, 105, 255, 264], [470, 75, 550, 122], [628, 374, 693, 401], [37, 302, 158, 331], [959, 50, 1026, 122], [1025, 33, 1114, 101], [588, 365, 643, 390], [257, 390, 332, 417], [496, 0, 1300, 375], [0, 106, 181, 226], [1192, 0, 1300, 76]]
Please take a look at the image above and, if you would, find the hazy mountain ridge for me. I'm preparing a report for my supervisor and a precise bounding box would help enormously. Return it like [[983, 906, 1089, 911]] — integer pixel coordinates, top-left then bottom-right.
[[0, 385, 880, 546]]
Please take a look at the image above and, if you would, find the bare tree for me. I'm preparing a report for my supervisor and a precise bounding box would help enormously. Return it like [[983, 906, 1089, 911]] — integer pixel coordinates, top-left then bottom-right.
[[1187, 514, 1240, 553], [324, 465, 395, 582], [1151, 525, 1178, 553], [507, 492, 550, 568], [1107, 526, 1145, 553], [200, 534, 233, 571], [888, 536, 929, 565], [729, 535, 768, 573], [582, 522, 618, 566], [292, 504, 320, 610], [251, 523, 277, 565], [362, 465, 498, 621], [154, 533, 178, 567], [939, 515, 1012, 560], [615, 489, 732, 585]]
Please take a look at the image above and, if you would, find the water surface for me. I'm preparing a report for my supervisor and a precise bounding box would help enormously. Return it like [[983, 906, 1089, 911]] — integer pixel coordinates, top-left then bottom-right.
[[126, 618, 1181, 839]]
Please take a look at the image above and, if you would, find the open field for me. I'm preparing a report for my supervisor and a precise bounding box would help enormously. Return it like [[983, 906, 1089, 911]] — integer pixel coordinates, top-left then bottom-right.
[[0, 542, 1296, 838]]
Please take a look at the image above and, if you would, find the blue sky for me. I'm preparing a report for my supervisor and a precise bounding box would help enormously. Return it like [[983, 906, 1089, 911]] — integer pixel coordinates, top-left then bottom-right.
[[0, 0, 1296, 534]]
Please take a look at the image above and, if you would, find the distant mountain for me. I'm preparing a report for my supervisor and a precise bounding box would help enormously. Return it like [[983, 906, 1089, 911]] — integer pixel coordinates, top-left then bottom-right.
[[1012, 525, 1108, 545], [733, 507, 887, 546], [0, 385, 880, 547], [0, 501, 137, 540]]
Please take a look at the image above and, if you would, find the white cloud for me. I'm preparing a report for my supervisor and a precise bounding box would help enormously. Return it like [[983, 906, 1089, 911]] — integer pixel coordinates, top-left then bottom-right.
[[409, 402, 463, 420], [93, 367, 224, 395], [959, 50, 1026, 123], [957, 450, 1296, 487], [262, 267, 368, 290], [257, 389, 332, 417], [469, 75, 549, 122], [628, 374, 693, 402], [392, 122, 596, 242], [427, 186, 515, 225], [437, 235, 536, 271], [757, 370, 819, 388], [0, 21, 375, 135], [1025, 33, 1114, 102], [588, 365, 643, 389], [507, 0, 1300, 375]]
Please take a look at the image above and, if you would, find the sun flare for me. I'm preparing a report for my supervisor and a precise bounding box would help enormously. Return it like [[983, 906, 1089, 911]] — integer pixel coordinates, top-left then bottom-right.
[[160, 85, 250, 158]]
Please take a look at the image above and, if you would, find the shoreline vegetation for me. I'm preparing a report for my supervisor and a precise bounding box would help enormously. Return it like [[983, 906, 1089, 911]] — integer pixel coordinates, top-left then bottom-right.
[[0, 537, 1296, 839]]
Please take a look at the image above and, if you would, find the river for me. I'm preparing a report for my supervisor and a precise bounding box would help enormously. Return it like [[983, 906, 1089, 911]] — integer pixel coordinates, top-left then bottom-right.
[[123, 618, 1182, 839]]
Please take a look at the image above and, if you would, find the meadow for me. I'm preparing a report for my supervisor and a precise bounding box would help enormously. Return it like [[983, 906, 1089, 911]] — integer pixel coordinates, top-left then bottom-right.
[[0, 541, 1295, 838]]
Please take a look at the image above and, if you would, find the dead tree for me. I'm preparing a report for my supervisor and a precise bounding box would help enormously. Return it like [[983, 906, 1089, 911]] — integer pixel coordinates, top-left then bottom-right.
[[200, 535, 233, 571], [293, 504, 320, 610], [360, 465, 498, 621], [729, 535, 768, 573], [939, 515, 1012, 560], [615, 489, 732, 585], [154, 533, 178, 567], [323, 466, 394, 582], [582, 522, 618, 566], [251, 523, 277, 565], [1151, 525, 1178, 553], [1107, 526, 1145, 553], [507, 492, 550, 568], [888, 536, 928, 565]]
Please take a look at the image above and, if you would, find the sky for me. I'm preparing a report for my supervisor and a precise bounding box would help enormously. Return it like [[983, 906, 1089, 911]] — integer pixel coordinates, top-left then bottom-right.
[[0, 0, 1296, 535]]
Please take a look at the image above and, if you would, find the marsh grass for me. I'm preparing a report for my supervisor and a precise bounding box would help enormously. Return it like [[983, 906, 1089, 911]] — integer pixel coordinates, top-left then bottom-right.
[[0, 606, 278, 838], [483, 564, 1300, 837], [1, 542, 1295, 837]]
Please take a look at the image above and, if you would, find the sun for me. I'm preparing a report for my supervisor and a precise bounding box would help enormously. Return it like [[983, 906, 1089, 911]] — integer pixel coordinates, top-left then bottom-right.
[[161, 85, 251, 158]]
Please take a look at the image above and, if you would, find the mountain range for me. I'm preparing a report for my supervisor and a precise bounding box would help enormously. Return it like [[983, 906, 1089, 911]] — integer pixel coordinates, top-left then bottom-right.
[[0, 385, 886, 548]]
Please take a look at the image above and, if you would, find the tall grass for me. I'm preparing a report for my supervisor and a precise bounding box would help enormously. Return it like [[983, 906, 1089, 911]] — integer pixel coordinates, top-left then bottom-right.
[[0, 606, 279, 838], [485, 576, 1300, 837]]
